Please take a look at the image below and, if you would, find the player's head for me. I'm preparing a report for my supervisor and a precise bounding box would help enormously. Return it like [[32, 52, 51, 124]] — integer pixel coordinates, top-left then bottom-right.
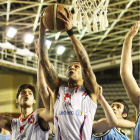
[[1, 114, 11, 134], [67, 61, 83, 82], [111, 99, 129, 119], [16, 84, 36, 108]]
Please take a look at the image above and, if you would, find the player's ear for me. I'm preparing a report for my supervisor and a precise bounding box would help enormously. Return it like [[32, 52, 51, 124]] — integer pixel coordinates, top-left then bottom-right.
[[16, 99, 19, 104], [33, 99, 36, 104], [122, 113, 127, 118]]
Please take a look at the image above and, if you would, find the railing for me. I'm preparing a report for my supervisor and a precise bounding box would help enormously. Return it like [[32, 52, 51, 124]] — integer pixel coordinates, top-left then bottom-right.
[[0, 48, 68, 78]]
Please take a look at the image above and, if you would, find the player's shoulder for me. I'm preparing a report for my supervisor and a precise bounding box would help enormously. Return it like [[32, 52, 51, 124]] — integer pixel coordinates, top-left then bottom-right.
[[36, 108, 44, 115]]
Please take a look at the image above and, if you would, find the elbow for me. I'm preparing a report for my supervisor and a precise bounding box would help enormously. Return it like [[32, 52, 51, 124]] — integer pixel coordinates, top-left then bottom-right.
[[120, 69, 128, 80], [108, 120, 118, 129], [112, 120, 118, 128], [48, 112, 54, 122], [44, 111, 54, 122], [120, 69, 125, 78]]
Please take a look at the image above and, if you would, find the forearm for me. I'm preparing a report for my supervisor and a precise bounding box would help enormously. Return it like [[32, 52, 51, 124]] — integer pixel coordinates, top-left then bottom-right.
[[70, 34, 91, 69], [120, 36, 133, 75], [117, 119, 135, 128], [37, 61, 50, 109], [39, 30, 60, 91], [70, 34, 98, 93], [39, 30, 51, 70], [98, 95, 118, 127]]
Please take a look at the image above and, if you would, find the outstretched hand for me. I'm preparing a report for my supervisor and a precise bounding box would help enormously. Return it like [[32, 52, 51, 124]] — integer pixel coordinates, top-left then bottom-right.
[[125, 21, 140, 38], [39, 8, 47, 32], [58, 8, 73, 31]]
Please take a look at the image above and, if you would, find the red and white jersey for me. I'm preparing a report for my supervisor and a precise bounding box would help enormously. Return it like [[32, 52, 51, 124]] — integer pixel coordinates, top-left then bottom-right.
[[11, 110, 49, 140], [54, 85, 97, 140]]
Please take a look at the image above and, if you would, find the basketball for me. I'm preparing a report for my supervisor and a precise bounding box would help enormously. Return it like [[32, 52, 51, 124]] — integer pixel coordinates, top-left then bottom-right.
[[43, 4, 67, 32]]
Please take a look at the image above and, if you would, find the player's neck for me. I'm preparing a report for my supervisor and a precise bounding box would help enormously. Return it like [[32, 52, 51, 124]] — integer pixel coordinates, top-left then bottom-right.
[[68, 79, 83, 87], [20, 107, 33, 119], [116, 127, 121, 132]]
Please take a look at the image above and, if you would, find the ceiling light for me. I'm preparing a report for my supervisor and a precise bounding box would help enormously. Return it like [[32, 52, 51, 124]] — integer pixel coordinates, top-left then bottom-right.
[[25, 34, 34, 44], [57, 46, 65, 55], [6, 27, 17, 38], [46, 40, 51, 49]]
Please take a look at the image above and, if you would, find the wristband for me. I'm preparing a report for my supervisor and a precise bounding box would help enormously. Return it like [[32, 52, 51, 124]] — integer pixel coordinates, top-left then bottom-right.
[[67, 28, 74, 37]]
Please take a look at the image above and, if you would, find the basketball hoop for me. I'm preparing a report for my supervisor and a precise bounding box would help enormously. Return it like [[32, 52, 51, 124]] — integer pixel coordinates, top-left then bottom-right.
[[72, 0, 109, 32]]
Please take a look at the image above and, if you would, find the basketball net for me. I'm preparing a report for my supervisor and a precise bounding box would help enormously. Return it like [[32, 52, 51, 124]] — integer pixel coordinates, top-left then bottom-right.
[[72, 0, 109, 32]]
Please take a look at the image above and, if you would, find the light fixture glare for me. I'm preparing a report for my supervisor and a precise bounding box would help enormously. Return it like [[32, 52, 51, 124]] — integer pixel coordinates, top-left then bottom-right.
[[57, 46, 65, 55], [7, 27, 17, 38], [46, 40, 52, 49], [25, 34, 34, 44]]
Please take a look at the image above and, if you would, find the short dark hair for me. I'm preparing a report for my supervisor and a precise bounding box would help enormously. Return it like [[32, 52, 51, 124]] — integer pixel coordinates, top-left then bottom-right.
[[113, 99, 129, 119], [69, 61, 80, 65], [16, 84, 36, 99]]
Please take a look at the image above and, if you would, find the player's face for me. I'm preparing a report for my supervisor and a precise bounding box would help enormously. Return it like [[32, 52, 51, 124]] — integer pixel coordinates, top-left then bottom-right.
[[67, 62, 83, 81], [111, 102, 125, 119], [17, 88, 36, 108]]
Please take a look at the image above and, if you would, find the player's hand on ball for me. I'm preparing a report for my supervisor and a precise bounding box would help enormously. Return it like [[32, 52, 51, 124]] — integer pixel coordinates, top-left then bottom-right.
[[58, 8, 73, 31], [125, 21, 140, 38], [39, 8, 47, 32]]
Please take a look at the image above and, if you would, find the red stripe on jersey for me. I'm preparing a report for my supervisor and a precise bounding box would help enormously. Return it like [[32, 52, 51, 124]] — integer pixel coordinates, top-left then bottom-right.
[[55, 116, 58, 122], [20, 125, 25, 133], [80, 115, 87, 140], [75, 87, 78, 93], [68, 86, 75, 88], [34, 121, 38, 125], [58, 93, 60, 97], [20, 111, 34, 122], [82, 92, 86, 96], [58, 125, 62, 140]]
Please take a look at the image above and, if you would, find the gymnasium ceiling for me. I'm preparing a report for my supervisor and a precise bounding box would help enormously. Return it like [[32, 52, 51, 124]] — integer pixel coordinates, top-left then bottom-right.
[[0, 0, 140, 72]]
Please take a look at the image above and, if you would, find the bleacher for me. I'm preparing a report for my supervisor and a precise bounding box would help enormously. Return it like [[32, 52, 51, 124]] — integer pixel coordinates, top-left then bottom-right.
[[94, 78, 137, 121]]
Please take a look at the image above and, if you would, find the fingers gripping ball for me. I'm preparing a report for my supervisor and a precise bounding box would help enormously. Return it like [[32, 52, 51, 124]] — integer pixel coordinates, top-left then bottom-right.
[[43, 4, 68, 32]]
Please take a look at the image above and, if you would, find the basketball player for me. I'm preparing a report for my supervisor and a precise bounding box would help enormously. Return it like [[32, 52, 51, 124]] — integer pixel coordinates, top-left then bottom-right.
[[0, 128, 11, 140], [39, 8, 118, 140], [92, 99, 135, 140], [0, 61, 54, 139], [120, 21, 140, 140], [0, 115, 11, 140]]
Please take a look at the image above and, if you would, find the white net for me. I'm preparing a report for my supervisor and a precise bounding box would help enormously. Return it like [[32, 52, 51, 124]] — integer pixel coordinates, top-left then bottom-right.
[[72, 0, 109, 32]]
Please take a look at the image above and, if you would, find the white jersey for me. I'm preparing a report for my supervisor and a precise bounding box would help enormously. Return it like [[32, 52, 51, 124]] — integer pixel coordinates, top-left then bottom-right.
[[11, 110, 49, 140], [54, 85, 97, 140]]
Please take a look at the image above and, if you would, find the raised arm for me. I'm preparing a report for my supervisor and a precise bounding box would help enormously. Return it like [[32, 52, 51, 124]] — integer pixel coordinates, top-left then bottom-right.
[[120, 21, 140, 115], [35, 41, 54, 124], [0, 115, 12, 131], [39, 9, 62, 92], [58, 9, 99, 100], [92, 86, 118, 133]]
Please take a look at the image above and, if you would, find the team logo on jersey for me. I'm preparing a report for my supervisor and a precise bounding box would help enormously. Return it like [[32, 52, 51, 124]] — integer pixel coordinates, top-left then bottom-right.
[[76, 109, 82, 117], [19, 125, 25, 133], [63, 101, 74, 107], [63, 93, 74, 107], [28, 115, 34, 124], [64, 93, 71, 102]]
